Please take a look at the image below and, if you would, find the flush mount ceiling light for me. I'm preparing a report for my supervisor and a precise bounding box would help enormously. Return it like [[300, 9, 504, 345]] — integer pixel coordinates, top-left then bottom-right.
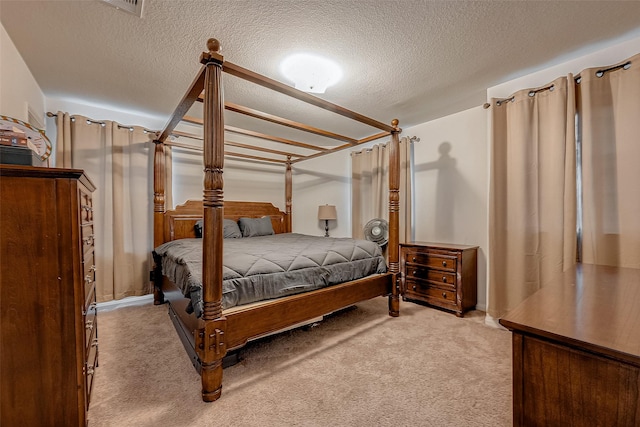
[[280, 53, 343, 94]]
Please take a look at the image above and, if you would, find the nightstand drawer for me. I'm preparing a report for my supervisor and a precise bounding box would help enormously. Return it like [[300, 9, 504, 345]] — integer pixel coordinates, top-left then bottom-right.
[[405, 251, 457, 272], [406, 279, 457, 302], [405, 264, 456, 288]]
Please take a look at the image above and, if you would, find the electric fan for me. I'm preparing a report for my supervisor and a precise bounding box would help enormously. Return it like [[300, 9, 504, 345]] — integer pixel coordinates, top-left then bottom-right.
[[363, 218, 389, 248]]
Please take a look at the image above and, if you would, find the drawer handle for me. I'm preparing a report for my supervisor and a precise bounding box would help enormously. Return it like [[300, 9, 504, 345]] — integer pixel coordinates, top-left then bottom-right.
[[412, 285, 416, 291], [442, 261, 447, 267], [89, 265, 97, 272], [412, 270, 417, 276], [86, 321, 94, 331], [442, 292, 447, 298], [412, 257, 416, 262], [86, 366, 95, 376], [83, 235, 94, 245], [85, 275, 93, 284], [442, 276, 447, 283], [91, 338, 99, 348]]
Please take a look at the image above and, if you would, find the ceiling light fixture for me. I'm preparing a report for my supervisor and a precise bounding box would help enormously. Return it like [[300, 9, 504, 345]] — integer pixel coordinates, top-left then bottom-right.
[[280, 53, 342, 94]]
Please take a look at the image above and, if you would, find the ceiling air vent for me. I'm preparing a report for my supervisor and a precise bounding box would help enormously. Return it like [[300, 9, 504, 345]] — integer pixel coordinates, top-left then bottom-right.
[[100, 0, 144, 17]]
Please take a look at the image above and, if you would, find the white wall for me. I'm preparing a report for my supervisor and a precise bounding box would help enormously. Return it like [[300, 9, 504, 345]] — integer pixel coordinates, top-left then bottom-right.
[[292, 150, 352, 237], [170, 150, 287, 211], [0, 24, 45, 125], [405, 106, 488, 310], [488, 34, 640, 99]]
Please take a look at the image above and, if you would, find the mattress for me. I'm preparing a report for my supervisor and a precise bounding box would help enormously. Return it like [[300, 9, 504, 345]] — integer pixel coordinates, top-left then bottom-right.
[[153, 233, 387, 317]]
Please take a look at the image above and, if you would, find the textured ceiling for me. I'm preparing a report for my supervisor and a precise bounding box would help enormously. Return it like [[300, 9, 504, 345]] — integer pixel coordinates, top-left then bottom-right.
[[1, 0, 640, 139]]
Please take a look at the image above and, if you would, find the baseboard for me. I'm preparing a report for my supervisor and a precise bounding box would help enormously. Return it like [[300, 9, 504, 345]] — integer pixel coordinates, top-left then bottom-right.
[[97, 294, 154, 312], [484, 313, 507, 330]]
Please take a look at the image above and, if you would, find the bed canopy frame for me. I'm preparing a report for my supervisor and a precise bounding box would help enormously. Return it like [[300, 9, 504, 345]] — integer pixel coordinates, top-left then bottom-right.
[[152, 38, 402, 402]]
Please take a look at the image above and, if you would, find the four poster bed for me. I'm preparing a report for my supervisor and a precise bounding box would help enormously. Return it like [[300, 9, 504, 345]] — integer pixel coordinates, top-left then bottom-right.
[[151, 38, 403, 402]]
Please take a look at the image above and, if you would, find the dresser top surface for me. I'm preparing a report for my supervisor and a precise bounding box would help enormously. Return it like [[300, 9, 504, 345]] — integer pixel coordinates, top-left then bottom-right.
[[0, 165, 95, 190], [500, 264, 640, 363]]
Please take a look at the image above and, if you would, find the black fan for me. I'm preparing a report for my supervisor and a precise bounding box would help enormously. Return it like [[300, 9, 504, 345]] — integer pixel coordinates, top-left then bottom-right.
[[363, 218, 389, 248]]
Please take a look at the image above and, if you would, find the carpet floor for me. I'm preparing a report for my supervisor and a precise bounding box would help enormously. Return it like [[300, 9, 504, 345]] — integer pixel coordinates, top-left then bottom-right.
[[88, 297, 512, 426]]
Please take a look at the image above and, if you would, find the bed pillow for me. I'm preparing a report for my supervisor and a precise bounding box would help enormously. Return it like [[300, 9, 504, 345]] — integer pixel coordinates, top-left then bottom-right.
[[238, 216, 275, 237], [194, 219, 243, 239], [223, 219, 242, 239]]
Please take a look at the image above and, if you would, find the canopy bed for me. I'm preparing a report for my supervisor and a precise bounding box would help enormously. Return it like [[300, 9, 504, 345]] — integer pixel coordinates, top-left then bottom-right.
[[152, 38, 402, 402]]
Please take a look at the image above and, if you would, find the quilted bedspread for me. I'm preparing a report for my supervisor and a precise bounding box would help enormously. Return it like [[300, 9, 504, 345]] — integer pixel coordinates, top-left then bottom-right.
[[153, 233, 387, 317]]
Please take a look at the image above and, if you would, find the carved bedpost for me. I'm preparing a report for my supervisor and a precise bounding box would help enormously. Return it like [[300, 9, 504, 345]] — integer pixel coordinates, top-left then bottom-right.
[[388, 119, 401, 317], [196, 38, 228, 402], [285, 156, 292, 232], [153, 140, 165, 305]]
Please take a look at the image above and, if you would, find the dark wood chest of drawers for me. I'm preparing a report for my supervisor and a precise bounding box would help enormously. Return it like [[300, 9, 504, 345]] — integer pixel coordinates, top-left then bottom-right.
[[500, 265, 640, 427], [0, 165, 97, 426], [400, 242, 478, 317]]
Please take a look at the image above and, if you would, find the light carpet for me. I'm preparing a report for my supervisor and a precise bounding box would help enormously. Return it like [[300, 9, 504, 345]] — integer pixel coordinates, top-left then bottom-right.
[[89, 297, 512, 426]]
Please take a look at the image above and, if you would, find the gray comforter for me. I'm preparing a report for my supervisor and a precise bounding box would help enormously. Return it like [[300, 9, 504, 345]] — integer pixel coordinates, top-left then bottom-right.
[[153, 233, 387, 317]]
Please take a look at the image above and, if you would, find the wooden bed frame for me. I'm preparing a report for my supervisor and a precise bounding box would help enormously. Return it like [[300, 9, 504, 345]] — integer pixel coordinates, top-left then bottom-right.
[[152, 38, 402, 402]]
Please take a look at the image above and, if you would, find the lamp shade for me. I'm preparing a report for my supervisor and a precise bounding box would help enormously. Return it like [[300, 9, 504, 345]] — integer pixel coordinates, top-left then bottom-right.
[[318, 204, 337, 220]]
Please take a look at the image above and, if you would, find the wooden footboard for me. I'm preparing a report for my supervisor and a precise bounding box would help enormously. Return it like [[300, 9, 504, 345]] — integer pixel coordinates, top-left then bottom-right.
[[161, 273, 393, 372]]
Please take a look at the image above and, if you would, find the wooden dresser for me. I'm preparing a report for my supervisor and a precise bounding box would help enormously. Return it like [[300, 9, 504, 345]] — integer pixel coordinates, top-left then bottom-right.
[[0, 165, 98, 426], [400, 242, 478, 317], [500, 264, 640, 426]]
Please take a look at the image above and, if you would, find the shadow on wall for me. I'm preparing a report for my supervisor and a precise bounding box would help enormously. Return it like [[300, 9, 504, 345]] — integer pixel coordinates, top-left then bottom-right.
[[414, 141, 457, 241], [292, 166, 350, 190]]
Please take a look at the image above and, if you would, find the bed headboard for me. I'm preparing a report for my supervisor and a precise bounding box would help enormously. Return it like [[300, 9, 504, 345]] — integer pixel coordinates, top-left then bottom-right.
[[163, 200, 290, 242]]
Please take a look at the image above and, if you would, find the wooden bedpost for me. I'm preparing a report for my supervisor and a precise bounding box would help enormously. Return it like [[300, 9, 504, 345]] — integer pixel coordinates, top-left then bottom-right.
[[388, 119, 401, 317], [196, 37, 228, 402], [153, 140, 165, 305], [285, 156, 292, 232]]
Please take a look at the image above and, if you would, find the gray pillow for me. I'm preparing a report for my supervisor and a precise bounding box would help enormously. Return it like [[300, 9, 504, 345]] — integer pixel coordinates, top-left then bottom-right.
[[238, 216, 275, 237], [223, 219, 242, 239], [194, 219, 242, 239]]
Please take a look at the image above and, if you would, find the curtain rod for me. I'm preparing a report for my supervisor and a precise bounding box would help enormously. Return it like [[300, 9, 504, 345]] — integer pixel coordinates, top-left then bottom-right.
[[486, 59, 633, 107], [575, 60, 632, 83], [350, 135, 419, 154], [492, 83, 556, 107], [46, 112, 158, 134]]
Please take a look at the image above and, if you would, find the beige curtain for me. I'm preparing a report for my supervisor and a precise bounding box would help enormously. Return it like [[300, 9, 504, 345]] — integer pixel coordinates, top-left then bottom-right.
[[351, 136, 413, 243], [54, 113, 154, 301], [488, 77, 577, 319], [55, 112, 73, 168], [577, 54, 640, 269]]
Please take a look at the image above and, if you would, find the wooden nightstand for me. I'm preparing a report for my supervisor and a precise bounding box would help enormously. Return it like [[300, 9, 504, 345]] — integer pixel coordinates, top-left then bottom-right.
[[400, 242, 478, 317]]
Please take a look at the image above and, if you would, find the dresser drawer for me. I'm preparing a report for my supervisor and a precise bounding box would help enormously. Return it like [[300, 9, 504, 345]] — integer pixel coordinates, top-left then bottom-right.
[[81, 224, 94, 255], [404, 251, 457, 272], [405, 264, 456, 289], [85, 335, 98, 406], [85, 309, 98, 358], [80, 191, 93, 224], [84, 288, 97, 349], [83, 272, 95, 311], [83, 251, 96, 299]]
